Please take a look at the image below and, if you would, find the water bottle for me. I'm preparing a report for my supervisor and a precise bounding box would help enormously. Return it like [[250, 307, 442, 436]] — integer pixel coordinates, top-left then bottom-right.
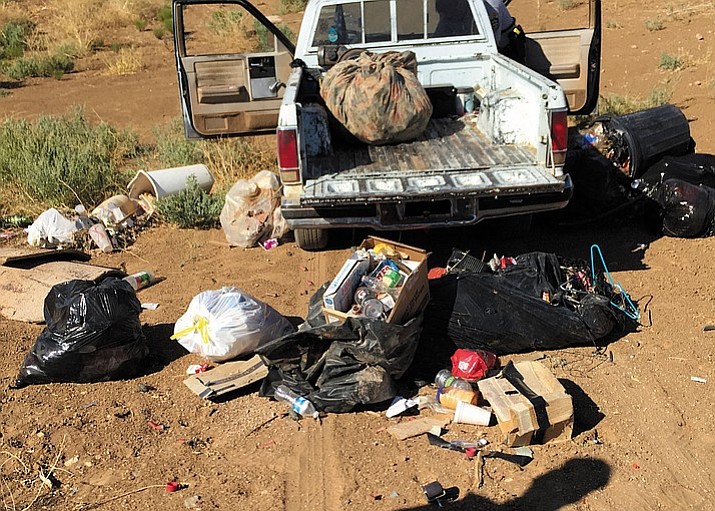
[[435, 369, 472, 390], [274, 385, 319, 419]]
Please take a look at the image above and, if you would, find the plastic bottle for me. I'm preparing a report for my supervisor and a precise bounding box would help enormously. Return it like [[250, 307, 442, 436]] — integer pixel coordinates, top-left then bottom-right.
[[123, 270, 158, 291], [274, 385, 320, 419], [361, 299, 386, 320], [354, 286, 376, 306], [435, 369, 472, 390]]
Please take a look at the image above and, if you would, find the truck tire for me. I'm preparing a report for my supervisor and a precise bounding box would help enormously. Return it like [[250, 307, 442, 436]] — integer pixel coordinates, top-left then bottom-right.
[[295, 228, 329, 251]]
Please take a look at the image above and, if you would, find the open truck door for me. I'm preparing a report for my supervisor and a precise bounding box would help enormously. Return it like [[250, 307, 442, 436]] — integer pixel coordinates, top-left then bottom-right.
[[509, 0, 601, 115], [173, 0, 295, 138]]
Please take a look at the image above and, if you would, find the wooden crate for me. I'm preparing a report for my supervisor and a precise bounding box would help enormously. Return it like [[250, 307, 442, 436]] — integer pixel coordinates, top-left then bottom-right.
[[478, 360, 573, 447]]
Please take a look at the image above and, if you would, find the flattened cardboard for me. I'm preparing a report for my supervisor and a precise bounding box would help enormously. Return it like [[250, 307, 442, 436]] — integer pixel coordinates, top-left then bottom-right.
[[0, 248, 123, 323], [387, 415, 452, 441], [184, 355, 269, 399]]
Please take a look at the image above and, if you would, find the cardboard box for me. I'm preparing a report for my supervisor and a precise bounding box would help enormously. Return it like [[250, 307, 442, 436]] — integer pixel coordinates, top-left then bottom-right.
[[478, 360, 573, 447], [323, 253, 370, 312], [323, 236, 430, 325]]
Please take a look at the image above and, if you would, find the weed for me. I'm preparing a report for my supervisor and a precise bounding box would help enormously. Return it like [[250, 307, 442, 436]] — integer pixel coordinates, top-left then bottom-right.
[[0, 19, 34, 59], [659, 52, 684, 70], [103, 47, 143, 75], [109, 42, 123, 52], [153, 119, 205, 167], [279, 0, 308, 14], [605, 20, 622, 29], [133, 18, 147, 31], [645, 17, 664, 31], [155, 175, 223, 228], [3, 52, 74, 80], [152, 27, 166, 39], [0, 108, 141, 208], [255, 20, 295, 52], [157, 2, 173, 33], [208, 8, 243, 34], [0, 88, 9, 97], [556, 0, 580, 10], [599, 84, 673, 116]]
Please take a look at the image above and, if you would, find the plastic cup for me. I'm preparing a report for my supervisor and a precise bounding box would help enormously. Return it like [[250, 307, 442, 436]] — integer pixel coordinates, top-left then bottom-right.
[[88, 223, 113, 253], [453, 401, 491, 426]]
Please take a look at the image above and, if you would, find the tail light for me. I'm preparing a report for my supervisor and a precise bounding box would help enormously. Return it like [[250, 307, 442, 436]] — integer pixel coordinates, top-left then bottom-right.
[[550, 109, 568, 167], [277, 127, 299, 183]]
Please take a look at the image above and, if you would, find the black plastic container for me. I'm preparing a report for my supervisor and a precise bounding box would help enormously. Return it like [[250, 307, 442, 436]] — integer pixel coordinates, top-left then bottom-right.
[[598, 104, 692, 178]]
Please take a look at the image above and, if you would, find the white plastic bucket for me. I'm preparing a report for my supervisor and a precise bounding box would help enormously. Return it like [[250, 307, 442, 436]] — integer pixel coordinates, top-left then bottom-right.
[[127, 164, 214, 199]]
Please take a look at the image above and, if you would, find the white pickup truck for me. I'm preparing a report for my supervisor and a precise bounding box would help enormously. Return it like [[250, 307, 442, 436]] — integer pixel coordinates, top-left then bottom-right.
[[172, 0, 601, 249]]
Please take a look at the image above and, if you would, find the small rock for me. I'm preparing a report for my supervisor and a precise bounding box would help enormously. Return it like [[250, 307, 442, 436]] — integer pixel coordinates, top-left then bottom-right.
[[630, 44, 638, 49], [137, 383, 155, 393], [696, 33, 704, 40], [695, 81, 702, 86], [64, 455, 80, 468], [388, 491, 400, 499]]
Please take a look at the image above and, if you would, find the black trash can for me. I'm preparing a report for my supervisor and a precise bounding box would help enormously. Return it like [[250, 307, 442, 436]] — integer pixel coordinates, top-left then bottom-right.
[[598, 104, 693, 178]]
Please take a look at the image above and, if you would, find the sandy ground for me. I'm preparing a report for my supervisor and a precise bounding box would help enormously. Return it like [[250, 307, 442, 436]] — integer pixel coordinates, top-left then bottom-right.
[[1, 0, 715, 510]]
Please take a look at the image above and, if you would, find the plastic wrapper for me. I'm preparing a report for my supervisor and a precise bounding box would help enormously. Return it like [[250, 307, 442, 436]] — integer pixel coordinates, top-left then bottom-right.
[[172, 287, 295, 362], [220, 170, 287, 248], [321, 51, 432, 145], [26, 208, 79, 247], [257, 283, 423, 413], [413, 252, 633, 377], [14, 278, 148, 386]]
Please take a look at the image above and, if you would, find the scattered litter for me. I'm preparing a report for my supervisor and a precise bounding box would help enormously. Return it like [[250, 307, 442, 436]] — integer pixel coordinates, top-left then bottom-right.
[[514, 446, 534, 459], [427, 425, 443, 437], [165, 481, 181, 493], [80, 401, 98, 409], [172, 287, 295, 362], [148, 420, 167, 431], [186, 363, 211, 375], [184, 355, 268, 400], [388, 491, 399, 499], [453, 401, 491, 426], [703, 325, 715, 332], [275, 384, 320, 420], [137, 383, 155, 393], [0, 230, 18, 240], [691, 376, 707, 384], [128, 164, 214, 200], [88, 223, 114, 252], [260, 238, 279, 250], [142, 302, 160, 310], [13, 278, 148, 386], [183, 495, 203, 509], [385, 396, 418, 418], [26, 208, 79, 247], [387, 416, 452, 441], [421, 481, 459, 506], [124, 270, 163, 292]]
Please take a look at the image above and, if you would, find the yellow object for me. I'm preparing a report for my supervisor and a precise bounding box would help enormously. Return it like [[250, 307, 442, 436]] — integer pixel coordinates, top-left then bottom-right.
[[372, 242, 400, 258], [438, 387, 478, 409], [171, 316, 210, 344]]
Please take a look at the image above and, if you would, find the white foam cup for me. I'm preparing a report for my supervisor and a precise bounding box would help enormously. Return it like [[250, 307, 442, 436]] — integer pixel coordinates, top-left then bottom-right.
[[453, 401, 491, 426]]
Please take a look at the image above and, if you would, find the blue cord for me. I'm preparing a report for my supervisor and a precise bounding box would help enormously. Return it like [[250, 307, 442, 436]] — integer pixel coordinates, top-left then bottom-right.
[[590, 244, 640, 320]]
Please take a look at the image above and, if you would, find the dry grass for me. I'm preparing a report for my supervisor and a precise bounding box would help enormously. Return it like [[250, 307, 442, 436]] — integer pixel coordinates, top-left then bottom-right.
[[103, 46, 144, 75]]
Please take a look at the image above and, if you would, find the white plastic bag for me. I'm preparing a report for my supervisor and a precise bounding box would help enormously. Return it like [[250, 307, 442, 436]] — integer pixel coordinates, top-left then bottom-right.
[[220, 170, 284, 248], [172, 287, 295, 362], [26, 208, 79, 247]]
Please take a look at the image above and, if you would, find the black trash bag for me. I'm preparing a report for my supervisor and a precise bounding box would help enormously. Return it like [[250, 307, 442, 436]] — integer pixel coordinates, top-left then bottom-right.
[[418, 252, 626, 365], [635, 154, 715, 237], [257, 283, 423, 413], [14, 278, 149, 386]]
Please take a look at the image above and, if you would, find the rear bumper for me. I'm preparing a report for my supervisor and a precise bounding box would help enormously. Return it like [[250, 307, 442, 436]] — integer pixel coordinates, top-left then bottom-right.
[[283, 174, 573, 230]]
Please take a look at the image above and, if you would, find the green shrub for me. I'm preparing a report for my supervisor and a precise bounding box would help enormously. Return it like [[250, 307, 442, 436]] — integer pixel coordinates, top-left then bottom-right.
[[157, 2, 173, 34], [659, 52, 683, 70], [208, 9, 244, 34], [556, 0, 579, 10], [645, 18, 664, 31], [0, 108, 141, 208], [153, 119, 204, 167], [0, 19, 34, 60], [133, 18, 148, 31], [152, 27, 166, 39], [155, 175, 223, 228], [3, 53, 74, 80], [255, 20, 294, 52], [599, 84, 672, 116], [279, 0, 308, 14]]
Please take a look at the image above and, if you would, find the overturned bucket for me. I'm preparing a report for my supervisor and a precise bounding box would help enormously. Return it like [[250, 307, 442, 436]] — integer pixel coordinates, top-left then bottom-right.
[[127, 164, 214, 199]]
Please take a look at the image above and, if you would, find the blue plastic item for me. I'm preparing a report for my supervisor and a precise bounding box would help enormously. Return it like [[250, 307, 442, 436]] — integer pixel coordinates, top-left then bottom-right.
[[590, 244, 640, 320]]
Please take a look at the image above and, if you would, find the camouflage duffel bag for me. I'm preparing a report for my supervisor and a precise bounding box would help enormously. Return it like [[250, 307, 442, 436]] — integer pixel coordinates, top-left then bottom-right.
[[321, 51, 433, 145]]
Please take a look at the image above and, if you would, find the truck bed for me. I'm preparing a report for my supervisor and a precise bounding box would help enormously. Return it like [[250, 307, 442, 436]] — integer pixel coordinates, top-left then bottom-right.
[[305, 117, 537, 178]]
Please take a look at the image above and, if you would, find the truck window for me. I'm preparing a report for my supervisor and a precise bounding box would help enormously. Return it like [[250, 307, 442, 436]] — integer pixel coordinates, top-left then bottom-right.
[[312, 3, 362, 46]]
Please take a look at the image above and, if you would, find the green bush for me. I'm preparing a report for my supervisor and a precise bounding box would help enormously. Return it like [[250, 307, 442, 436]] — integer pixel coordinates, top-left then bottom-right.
[[0, 19, 34, 60], [645, 18, 664, 31], [153, 119, 204, 167], [208, 9, 244, 34], [599, 84, 672, 116], [155, 175, 223, 228], [0, 109, 141, 208], [3, 53, 74, 80], [279, 0, 308, 14], [255, 20, 295, 52], [659, 52, 683, 71], [157, 2, 173, 34]]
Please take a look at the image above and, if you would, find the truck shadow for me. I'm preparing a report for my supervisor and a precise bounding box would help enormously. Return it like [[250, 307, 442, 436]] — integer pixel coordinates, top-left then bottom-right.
[[399, 457, 611, 510]]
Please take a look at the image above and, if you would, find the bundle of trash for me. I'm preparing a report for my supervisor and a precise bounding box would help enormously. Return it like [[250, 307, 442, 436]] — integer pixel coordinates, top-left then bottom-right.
[[634, 154, 715, 238], [321, 50, 433, 145]]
